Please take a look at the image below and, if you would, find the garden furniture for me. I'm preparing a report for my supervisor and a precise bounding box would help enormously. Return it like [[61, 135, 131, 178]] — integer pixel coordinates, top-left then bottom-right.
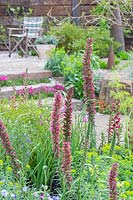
[[8, 16, 43, 57]]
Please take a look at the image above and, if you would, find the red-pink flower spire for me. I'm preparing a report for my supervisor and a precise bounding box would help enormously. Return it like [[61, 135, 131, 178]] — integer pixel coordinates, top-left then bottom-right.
[[63, 87, 73, 142], [62, 141, 72, 184], [62, 87, 73, 185], [108, 101, 121, 144], [83, 38, 96, 125], [50, 92, 62, 157], [108, 163, 119, 200], [0, 120, 20, 172]]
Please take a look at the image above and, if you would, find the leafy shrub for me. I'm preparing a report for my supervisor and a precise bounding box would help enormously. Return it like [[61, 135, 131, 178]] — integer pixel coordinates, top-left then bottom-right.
[[99, 59, 107, 69], [117, 51, 129, 60], [87, 26, 120, 57], [46, 49, 101, 99], [49, 21, 120, 57], [48, 22, 87, 53], [34, 35, 58, 45], [45, 48, 66, 76]]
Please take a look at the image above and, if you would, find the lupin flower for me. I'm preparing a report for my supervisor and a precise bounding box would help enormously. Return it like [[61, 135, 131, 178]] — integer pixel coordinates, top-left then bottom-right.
[[62, 141, 72, 184], [108, 163, 119, 200], [83, 38, 96, 124], [62, 87, 73, 142], [50, 92, 62, 157], [0, 120, 20, 172]]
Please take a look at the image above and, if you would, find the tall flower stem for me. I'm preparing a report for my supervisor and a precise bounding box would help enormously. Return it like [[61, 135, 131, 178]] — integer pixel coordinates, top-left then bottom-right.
[[108, 163, 119, 200], [108, 101, 121, 145], [50, 92, 62, 157], [83, 38, 96, 148], [62, 87, 73, 185], [63, 87, 73, 142], [0, 119, 20, 173]]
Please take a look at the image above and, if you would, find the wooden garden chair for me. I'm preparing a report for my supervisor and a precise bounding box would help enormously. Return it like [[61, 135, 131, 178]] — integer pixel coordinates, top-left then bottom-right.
[[8, 17, 43, 57]]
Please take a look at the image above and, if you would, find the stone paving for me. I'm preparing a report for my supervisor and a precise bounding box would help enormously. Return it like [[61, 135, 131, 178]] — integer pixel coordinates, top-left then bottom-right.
[[72, 111, 128, 146], [0, 51, 50, 76]]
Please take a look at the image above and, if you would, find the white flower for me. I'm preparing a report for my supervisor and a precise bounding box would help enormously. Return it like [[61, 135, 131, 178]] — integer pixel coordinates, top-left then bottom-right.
[[22, 186, 28, 192], [11, 193, 17, 198], [33, 192, 39, 197]]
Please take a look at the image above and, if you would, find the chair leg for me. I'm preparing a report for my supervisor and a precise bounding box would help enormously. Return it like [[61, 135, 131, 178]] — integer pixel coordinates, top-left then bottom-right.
[[25, 37, 28, 58], [9, 36, 11, 57]]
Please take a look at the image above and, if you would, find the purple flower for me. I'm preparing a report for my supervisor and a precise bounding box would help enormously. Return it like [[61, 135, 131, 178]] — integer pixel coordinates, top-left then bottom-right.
[[51, 196, 60, 200], [0, 75, 8, 81], [1, 190, 8, 197]]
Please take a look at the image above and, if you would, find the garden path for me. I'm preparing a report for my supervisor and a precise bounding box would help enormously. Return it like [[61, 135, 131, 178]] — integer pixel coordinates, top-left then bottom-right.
[[0, 51, 51, 79], [72, 111, 128, 147]]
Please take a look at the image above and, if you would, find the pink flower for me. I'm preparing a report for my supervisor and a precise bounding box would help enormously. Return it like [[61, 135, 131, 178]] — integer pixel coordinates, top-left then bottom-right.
[[54, 84, 65, 91], [0, 120, 20, 173], [20, 72, 27, 78], [28, 86, 34, 95], [50, 92, 62, 157], [63, 87, 73, 142], [108, 101, 121, 144], [83, 115, 89, 123], [62, 141, 72, 184], [0, 75, 8, 81], [82, 38, 96, 125], [40, 194, 45, 199]]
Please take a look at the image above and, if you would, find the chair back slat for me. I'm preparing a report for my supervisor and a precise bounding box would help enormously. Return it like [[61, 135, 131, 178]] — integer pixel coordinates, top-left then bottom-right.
[[23, 17, 43, 38]]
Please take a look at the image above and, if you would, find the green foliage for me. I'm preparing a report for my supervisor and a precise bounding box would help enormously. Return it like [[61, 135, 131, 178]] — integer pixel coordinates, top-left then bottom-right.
[[34, 35, 58, 45], [48, 22, 87, 53], [117, 51, 129, 60], [99, 59, 107, 69], [46, 50, 101, 99], [109, 80, 133, 115], [0, 24, 6, 44], [114, 56, 121, 65], [7, 6, 33, 19], [0, 77, 50, 87], [0, 101, 55, 189], [6, 5, 33, 27], [0, 90, 133, 199], [49, 21, 120, 57], [45, 48, 66, 76], [87, 26, 120, 57], [91, 0, 132, 27]]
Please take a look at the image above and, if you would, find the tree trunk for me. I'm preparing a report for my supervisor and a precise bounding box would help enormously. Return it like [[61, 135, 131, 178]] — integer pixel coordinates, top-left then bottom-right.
[[107, 44, 115, 69], [111, 5, 125, 52]]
